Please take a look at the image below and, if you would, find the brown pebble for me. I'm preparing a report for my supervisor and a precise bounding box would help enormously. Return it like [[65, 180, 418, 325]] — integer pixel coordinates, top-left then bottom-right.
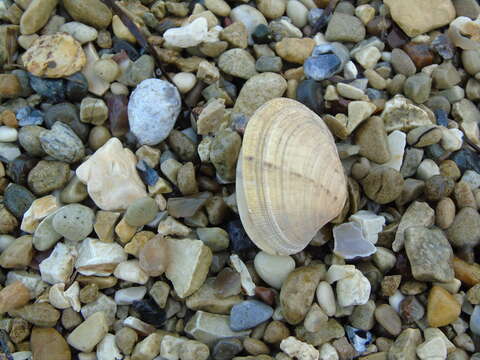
[[0, 110, 18, 127], [439, 160, 461, 180], [31, 327, 71, 360], [403, 42, 434, 68], [79, 283, 99, 304], [0, 282, 30, 314], [454, 181, 477, 209], [255, 287, 276, 306], [436, 197, 456, 229], [453, 257, 480, 286], [0, 74, 21, 98], [88, 125, 111, 150], [139, 235, 170, 277], [263, 320, 290, 344], [243, 337, 270, 355], [427, 286, 461, 327]]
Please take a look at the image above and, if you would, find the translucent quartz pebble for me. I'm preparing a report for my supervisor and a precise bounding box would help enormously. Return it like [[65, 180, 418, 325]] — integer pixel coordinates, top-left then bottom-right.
[[333, 222, 377, 259]]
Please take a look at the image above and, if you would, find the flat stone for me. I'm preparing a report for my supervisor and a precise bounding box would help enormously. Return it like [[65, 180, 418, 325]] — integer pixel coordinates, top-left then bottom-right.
[[381, 95, 432, 132], [165, 238, 212, 298], [22, 34, 86, 78], [63, 0, 112, 28], [76, 138, 147, 210], [384, 0, 456, 37], [67, 311, 109, 352], [186, 277, 242, 314], [218, 49, 257, 80], [354, 116, 390, 164], [333, 222, 377, 259], [446, 207, 480, 249], [27, 160, 70, 196], [375, 304, 402, 336], [275, 37, 315, 64], [325, 13, 366, 42], [0, 235, 33, 269], [75, 237, 126, 276], [185, 311, 251, 347], [52, 204, 94, 242], [280, 264, 325, 325], [4, 183, 36, 219], [230, 300, 273, 331], [39, 122, 84, 163], [59, 22, 98, 44], [31, 327, 71, 360]]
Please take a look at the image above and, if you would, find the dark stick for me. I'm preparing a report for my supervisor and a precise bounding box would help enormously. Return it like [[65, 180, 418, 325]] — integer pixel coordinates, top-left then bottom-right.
[[100, 0, 192, 112], [311, 0, 339, 35]]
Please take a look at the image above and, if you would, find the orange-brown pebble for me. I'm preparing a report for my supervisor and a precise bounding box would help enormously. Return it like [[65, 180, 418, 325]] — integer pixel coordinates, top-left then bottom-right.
[[0, 281, 30, 314], [453, 256, 480, 286], [0, 110, 18, 127], [427, 285, 461, 327], [31, 327, 71, 360]]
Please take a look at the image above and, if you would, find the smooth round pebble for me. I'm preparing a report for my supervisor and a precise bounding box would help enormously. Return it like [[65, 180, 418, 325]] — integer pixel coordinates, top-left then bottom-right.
[[52, 204, 95, 242], [253, 251, 295, 289], [0, 126, 18, 142], [172, 72, 197, 94], [93, 59, 119, 83]]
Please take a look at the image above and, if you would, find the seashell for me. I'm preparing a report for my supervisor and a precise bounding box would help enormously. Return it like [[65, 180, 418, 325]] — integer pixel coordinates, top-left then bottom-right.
[[236, 98, 347, 255]]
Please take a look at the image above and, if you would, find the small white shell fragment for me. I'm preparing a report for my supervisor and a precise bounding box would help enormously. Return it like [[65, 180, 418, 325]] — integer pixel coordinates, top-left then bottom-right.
[[326, 264, 356, 284], [230, 254, 255, 296], [163, 18, 209, 48], [333, 222, 377, 259], [382, 130, 406, 171], [349, 210, 386, 244], [280, 336, 319, 360], [115, 286, 147, 305]]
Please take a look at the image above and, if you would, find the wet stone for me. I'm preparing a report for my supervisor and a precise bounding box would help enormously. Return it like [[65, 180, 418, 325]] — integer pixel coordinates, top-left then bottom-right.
[[4, 184, 35, 219]]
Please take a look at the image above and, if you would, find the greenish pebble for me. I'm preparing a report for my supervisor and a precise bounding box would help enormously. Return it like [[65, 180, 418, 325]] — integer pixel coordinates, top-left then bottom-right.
[[362, 167, 404, 204], [196, 227, 230, 252], [325, 13, 366, 43], [44, 102, 90, 142], [33, 211, 62, 251], [124, 197, 159, 227], [18, 125, 47, 157], [27, 160, 70, 195], [4, 183, 36, 218], [255, 56, 283, 73], [60, 175, 88, 204], [403, 73, 431, 104], [210, 129, 242, 183], [52, 204, 95, 242]]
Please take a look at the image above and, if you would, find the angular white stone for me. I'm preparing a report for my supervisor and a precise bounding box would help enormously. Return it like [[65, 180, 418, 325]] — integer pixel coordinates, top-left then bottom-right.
[[160, 335, 187, 360], [336, 269, 371, 307], [326, 264, 356, 284], [76, 138, 147, 210], [64, 281, 81, 312], [75, 238, 127, 276], [333, 222, 377, 260], [81, 294, 117, 326], [280, 336, 319, 360], [416, 159, 440, 181], [343, 61, 358, 80], [382, 130, 406, 171], [441, 127, 463, 152], [424, 327, 456, 354], [21, 195, 60, 233], [97, 334, 122, 360], [349, 210, 385, 244], [39, 242, 76, 284], [128, 79, 182, 145], [49, 283, 70, 309], [114, 286, 147, 305], [354, 46, 381, 69], [67, 312, 109, 352], [416, 337, 447, 360], [230, 254, 255, 296], [6, 270, 46, 298], [114, 260, 149, 285], [319, 343, 339, 360], [253, 251, 295, 289], [165, 238, 212, 298], [164, 18, 209, 48]]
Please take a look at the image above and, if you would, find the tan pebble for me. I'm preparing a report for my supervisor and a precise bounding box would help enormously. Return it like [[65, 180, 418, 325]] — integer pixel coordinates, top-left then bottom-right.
[[124, 230, 155, 257], [93, 58, 119, 83], [77, 275, 118, 289], [139, 235, 170, 277], [0, 235, 33, 269], [67, 312, 109, 352], [22, 33, 86, 78], [0, 74, 22, 99], [88, 125, 111, 150], [454, 181, 477, 209], [0, 282, 30, 314], [112, 15, 136, 43], [263, 320, 290, 344], [31, 327, 71, 360], [244, 337, 270, 355], [275, 37, 315, 64], [20, 0, 58, 35]]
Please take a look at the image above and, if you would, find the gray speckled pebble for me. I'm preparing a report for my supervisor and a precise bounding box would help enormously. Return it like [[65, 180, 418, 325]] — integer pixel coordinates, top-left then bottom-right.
[[52, 204, 95, 242], [39, 122, 85, 164], [229, 300, 273, 331], [124, 196, 159, 227]]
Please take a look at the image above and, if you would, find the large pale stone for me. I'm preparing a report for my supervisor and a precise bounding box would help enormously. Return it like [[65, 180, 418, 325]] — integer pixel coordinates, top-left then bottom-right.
[[163, 18, 209, 48], [38, 242, 76, 284], [385, 0, 456, 37], [76, 138, 147, 210], [75, 238, 127, 276], [67, 312, 109, 352], [31, 327, 71, 360], [22, 34, 86, 78], [165, 238, 213, 298]]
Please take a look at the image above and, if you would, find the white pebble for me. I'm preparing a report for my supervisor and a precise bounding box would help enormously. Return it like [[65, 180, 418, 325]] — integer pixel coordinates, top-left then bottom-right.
[[441, 127, 463, 152], [280, 336, 319, 360], [164, 18, 209, 48], [114, 286, 147, 305], [114, 260, 149, 285], [354, 46, 381, 69], [172, 72, 197, 94], [416, 337, 447, 360], [416, 159, 440, 181], [0, 126, 18, 142], [39, 242, 76, 284], [286, 0, 308, 28], [319, 343, 339, 360], [336, 269, 370, 307], [382, 130, 406, 171], [97, 334, 122, 360], [254, 251, 295, 289], [316, 281, 336, 317], [75, 238, 127, 277], [326, 264, 356, 284], [59, 22, 98, 44], [343, 61, 358, 80], [349, 210, 385, 244], [388, 290, 405, 312]]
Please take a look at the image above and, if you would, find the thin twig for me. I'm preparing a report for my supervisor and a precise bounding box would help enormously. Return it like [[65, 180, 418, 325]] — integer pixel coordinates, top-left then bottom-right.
[[100, 0, 191, 112], [311, 0, 339, 36]]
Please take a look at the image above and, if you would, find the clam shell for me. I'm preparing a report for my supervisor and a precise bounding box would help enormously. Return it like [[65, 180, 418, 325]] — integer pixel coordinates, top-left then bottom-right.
[[236, 98, 347, 255]]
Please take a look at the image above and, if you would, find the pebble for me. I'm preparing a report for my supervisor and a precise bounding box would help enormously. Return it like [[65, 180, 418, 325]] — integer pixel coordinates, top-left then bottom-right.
[[76, 138, 147, 210], [31, 327, 71, 360], [254, 251, 295, 289], [336, 269, 371, 307], [427, 286, 461, 327], [280, 336, 319, 360], [325, 13, 366, 43], [354, 116, 390, 164], [59, 22, 98, 44], [233, 72, 287, 117], [114, 260, 148, 285], [446, 207, 480, 249], [362, 167, 404, 204], [280, 264, 324, 325], [0, 235, 33, 269], [19, 0, 58, 35], [230, 5, 268, 44], [139, 235, 169, 277], [257, 0, 286, 19], [80, 97, 109, 125], [124, 197, 158, 227], [286, 1, 308, 28], [164, 18, 208, 48], [172, 72, 197, 94], [76, 238, 126, 276], [0, 126, 17, 142], [219, 49, 257, 80], [275, 38, 316, 65], [333, 221, 376, 259], [62, 0, 112, 28], [213, 338, 243, 360], [230, 300, 273, 331], [385, 0, 455, 37], [210, 128, 242, 182], [4, 183, 35, 219], [52, 204, 94, 242], [316, 281, 336, 317], [39, 122, 85, 163], [471, 305, 480, 335], [128, 79, 181, 145], [44, 102, 89, 141], [39, 242, 75, 284], [22, 34, 86, 78], [67, 312, 109, 352]]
